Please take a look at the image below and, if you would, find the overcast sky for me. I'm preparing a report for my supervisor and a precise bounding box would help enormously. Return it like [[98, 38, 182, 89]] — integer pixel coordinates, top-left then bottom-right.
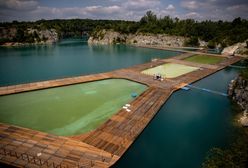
[[0, 0, 247, 22]]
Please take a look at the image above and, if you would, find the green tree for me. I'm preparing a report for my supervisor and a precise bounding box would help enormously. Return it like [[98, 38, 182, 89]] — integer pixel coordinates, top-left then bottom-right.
[[184, 36, 199, 47], [1, 13, 248, 47], [207, 40, 216, 49], [15, 28, 25, 42], [140, 11, 157, 24]]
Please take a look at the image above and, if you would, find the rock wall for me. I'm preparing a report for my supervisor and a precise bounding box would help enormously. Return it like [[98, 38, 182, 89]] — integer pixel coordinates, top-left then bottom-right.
[[222, 40, 248, 56], [88, 30, 125, 45], [28, 28, 58, 44], [229, 76, 248, 110], [228, 76, 248, 126], [0, 27, 17, 39], [0, 27, 58, 46], [88, 29, 187, 47]]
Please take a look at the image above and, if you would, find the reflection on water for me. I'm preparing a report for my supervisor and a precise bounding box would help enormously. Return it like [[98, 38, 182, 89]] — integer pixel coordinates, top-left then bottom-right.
[[0, 39, 180, 86]]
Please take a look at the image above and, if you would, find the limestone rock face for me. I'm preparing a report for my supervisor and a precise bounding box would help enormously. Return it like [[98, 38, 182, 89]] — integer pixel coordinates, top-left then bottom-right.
[[222, 40, 248, 56], [127, 34, 186, 47], [229, 76, 248, 110], [38, 29, 58, 44], [240, 116, 248, 126], [228, 76, 248, 126], [88, 30, 187, 47], [88, 30, 126, 45], [0, 27, 58, 46], [199, 40, 207, 47], [0, 27, 17, 39], [28, 28, 58, 44]]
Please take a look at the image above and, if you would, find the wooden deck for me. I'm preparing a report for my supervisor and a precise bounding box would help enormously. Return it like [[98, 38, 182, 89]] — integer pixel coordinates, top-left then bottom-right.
[[0, 51, 243, 167]]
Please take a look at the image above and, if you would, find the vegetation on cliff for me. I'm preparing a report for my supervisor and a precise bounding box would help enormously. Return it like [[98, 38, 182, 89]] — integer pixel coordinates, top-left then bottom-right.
[[1, 11, 248, 47], [105, 11, 248, 47], [202, 127, 248, 168], [0, 19, 133, 44]]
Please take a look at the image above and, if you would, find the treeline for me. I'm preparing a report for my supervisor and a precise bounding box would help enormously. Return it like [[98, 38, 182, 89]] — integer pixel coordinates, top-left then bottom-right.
[[0, 11, 248, 47], [111, 11, 248, 48], [0, 19, 135, 40]]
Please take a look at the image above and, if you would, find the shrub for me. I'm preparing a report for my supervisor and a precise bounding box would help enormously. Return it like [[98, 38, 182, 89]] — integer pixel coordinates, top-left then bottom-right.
[[207, 40, 216, 49], [184, 36, 199, 47]]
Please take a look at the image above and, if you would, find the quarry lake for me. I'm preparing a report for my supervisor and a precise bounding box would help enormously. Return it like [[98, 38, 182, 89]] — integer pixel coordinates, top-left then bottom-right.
[[0, 39, 241, 167]]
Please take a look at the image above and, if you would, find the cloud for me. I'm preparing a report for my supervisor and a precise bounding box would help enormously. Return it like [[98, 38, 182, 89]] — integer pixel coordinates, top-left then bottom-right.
[[0, 0, 163, 21], [29, 5, 123, 20], [166, 4, 175, 11], [180, 1, 200, 10], [184, 12, 201, 19], [157, 4, 176, 17], [179, 0, 248, 20], [123, 0, 161, 10], [0, 0, 38, 11], [85, 5, 121, 15], [210, 0, 248, 7], [226, 4, 248, 12], [0, 0, 248, 22], [226, 4, 248, 19]]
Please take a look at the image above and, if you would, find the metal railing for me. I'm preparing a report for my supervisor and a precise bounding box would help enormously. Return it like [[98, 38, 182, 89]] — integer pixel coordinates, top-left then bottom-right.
[[0, 148, 97, 168]]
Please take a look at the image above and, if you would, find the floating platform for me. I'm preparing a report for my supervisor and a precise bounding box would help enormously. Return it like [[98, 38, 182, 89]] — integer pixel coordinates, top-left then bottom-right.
[[0, 50, 242, 167]]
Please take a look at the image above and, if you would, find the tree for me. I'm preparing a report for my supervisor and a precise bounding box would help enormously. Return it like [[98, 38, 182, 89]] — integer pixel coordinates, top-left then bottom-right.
[[15, 28, 25, 42], [1, 12, 248, 46], [232, 17, 242, 26], [184, 36, 199, 47], [207, 40, 216, 49], [140, 11, 157, 24]]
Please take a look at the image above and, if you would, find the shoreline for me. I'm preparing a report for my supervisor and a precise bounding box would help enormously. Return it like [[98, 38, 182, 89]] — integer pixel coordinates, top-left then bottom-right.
[[0, 41, 57, 47]]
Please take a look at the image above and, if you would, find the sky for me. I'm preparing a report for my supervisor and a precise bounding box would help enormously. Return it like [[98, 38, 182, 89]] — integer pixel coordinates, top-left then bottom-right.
[[0, 0, 247, 22]]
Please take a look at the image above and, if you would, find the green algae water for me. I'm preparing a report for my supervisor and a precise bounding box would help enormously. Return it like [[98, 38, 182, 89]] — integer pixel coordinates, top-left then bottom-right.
[[0, 79, 147, 136], [0, 39, 180, 86], [113, 66, 240, 168]]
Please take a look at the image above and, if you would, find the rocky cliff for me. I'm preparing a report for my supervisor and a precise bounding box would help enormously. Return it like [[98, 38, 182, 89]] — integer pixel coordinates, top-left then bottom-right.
[[28, 28, 58, 44], [228, 76, 248, 126], [222, 40, 248, 56], [0, 27, 58, 46], [88, 29, 187, 47]]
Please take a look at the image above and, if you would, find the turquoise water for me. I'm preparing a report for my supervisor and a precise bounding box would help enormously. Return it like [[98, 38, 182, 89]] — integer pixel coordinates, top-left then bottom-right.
[[113, 67, 239, 168], [0, 39, 180, 86]]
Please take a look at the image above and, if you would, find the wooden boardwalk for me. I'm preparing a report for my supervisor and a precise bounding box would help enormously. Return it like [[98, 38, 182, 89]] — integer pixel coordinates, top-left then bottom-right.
[[0, 51, 242, 167]]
